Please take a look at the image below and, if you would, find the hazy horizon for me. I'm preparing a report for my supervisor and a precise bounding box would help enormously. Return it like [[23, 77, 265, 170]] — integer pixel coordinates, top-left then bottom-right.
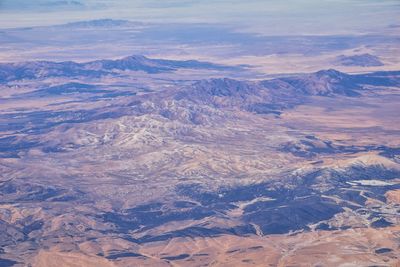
[[1, 0, 399, 36]]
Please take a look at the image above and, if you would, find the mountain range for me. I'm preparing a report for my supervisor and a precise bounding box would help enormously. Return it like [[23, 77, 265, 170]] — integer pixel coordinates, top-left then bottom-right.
[[0, 55, 243, 83], [336, 53, 384, 67], [0, 55, 399, 266]]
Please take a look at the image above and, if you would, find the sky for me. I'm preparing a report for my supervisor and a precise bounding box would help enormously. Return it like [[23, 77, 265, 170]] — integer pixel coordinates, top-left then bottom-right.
[[0, 0, 399, 35]]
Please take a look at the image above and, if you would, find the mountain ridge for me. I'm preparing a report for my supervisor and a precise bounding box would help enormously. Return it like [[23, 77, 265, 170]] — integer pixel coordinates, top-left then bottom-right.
[[0, 55, 244, 82]]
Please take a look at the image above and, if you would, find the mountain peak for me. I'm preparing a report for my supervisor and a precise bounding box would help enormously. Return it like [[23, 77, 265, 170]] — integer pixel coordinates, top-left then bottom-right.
[[119, 55, 152, 64], [315, 69, 347, 79], [273, 69, 360, 97], [336, 54, 384, 67], [62, 19, 135, 28]]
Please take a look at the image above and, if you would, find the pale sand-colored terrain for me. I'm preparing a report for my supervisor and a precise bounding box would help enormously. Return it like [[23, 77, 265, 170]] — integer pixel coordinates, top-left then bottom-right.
[[32, 227, 400, 267]]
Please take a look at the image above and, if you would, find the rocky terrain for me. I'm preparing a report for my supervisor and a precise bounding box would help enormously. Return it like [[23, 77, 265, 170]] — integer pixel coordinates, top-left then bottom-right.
[[0, 54, 399, 266], [335, 54, 384, 67]]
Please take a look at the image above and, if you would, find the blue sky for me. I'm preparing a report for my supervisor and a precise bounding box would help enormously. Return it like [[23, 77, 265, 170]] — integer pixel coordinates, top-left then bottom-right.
[[0, 0, 399, 35]]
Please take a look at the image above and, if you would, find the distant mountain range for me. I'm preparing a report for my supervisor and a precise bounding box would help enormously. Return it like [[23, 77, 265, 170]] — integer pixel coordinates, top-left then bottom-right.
[[0, 55, 243, 82], [335, 53, 384, 67], [61, 19, 138, 28], [181, 69, 399, 102], [2, 56, 399, 115]]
